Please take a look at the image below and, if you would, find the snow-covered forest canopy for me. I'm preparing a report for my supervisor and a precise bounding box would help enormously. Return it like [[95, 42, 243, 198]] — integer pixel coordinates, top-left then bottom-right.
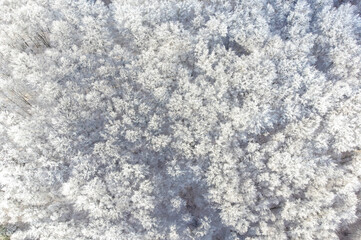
[[0, 0, 361, 239]]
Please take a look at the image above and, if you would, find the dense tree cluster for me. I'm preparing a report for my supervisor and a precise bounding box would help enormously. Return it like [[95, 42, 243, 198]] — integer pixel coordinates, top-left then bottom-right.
[[0, 0, 361, 239]]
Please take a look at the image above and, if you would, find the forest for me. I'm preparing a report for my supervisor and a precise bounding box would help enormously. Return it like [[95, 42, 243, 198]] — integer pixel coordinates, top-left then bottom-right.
[[0, 0, 361, 239]]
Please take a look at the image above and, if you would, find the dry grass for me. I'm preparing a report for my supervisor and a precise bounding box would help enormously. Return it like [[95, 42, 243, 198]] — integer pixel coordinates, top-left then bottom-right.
[[0, 226, 10, 240]]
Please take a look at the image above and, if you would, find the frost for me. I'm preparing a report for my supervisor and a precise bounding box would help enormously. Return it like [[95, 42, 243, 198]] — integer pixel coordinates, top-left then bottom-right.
[[0, 0, 361, 239]]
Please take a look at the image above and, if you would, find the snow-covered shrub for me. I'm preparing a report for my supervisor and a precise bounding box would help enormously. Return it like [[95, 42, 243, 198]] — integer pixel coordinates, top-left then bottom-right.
[[0, 0, 361, 239]]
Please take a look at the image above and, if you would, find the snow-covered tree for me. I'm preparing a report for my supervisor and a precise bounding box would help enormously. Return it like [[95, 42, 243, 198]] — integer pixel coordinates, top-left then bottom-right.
[[0, 0, 360, 239]]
